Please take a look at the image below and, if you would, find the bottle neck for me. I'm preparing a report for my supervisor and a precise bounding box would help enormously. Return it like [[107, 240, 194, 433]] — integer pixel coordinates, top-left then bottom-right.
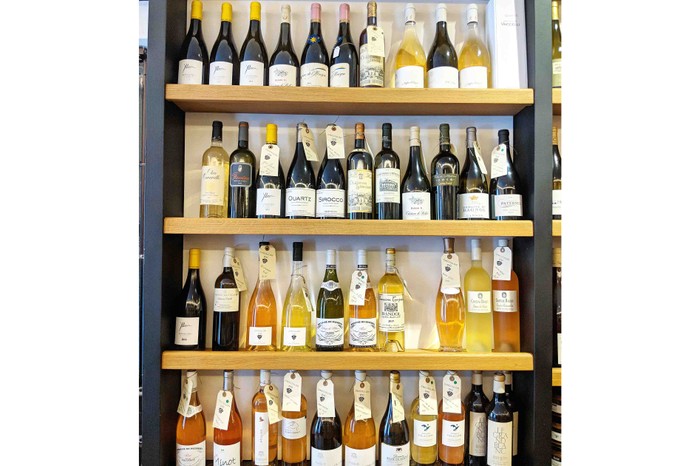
[[211, 138, 223, 148], [249, 19, 262, 37], [279, 21, 292, 48], [385, 256, 396, 273], [324, 265, 339, 281], [220, 20, 231, 37], [355, 137, 365, 150], [338, 21, 351, 41], [382, 130, 392, 150], [409, 144, 423, 171], [435, 21, 448, 38], [440, 141, 451, 152], [291, 260, 304, 275], [467, 21, 479, 36], [189, 18, 203, 36], [309, 21, 322, 38], [238, 138, 248, 149], [367, 15, 377, 27]]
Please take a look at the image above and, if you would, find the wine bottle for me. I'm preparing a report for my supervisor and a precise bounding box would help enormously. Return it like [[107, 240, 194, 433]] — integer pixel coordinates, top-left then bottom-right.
[[552, 126, 562, 219], [503, 371, 519, 459], [379, 371, 410, 466], [486, 374, 513, 465], [492, 239, 520, 352], [177, 0, 209, 84], [464, 370, 490, 466], [427, 3, 458, 88], [316, 249, 345, 351], [458, 4, 491, 88], [252, 370, 280, 466], [347, 123, 374, 219], [552, 1, 562, 88], [330, 3, 359, 87], [401, 126, 431, 220], [209, 2, 240, 85], [229, 121, 257, 218], [316, 125, 346, 219], [348, 249, 378, 351], [553, 247, 562, 367], [464, 239, 494, 352], [436, 237, 466, 352], [200, 120, 230, 218], [311, 371, 343, 466], [359, 1, 385, 88], [300, 3, 330, 87], [286, 123, 317, 219], [437, 370, 465, 466], [213, 370, 243, 465], [239, 1, 268, 86], [458, 126, 490, 220], [374, 123, 401, 219], [174, 248, 207, 350], [378, 248, 405, 352], [281, 242, 314, 351], [430, 123, 460, 220], [409, 370, 438, 465], [269, 4, 299, 86], [394, 4, 426, 88], [344, 370, 376, 466], [489, 129, 523, 221], [246, 242, 278, 351], [256, 123, 286, 218], [213, 247, 240, 351], [281, 370, 308, 466], [176, 370, 206, 464]]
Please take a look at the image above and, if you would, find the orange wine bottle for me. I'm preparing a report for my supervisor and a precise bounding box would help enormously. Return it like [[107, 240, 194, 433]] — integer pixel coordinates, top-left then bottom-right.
[[175, 370, 206, 465], [213, 370, 243, 465], [246, 242, 278, 350], [252, 370, 280, 466]]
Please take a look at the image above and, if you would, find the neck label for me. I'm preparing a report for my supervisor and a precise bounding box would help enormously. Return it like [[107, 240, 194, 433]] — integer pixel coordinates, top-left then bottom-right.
[[282, 372, 303, 412], [260, 144, 280, 176], [419, 375, 438, 415], [442, 373, 462, 414], [326, 125, 345, 159], [440, 253, 461, 292], [367, 26, 385, 57], [390, 381, 405, 422], [491, 144, 508, 179], [259, 245, 276, 280], [353, 380, 372, 420], [316, 378, 336, 417], [349, 270, 369, 305], [263, 384, 281, 424], [301, 127, 319, 161], [231, 257, 248, 291], [492, 246, 513, 280], [213, 390, 234, 429]]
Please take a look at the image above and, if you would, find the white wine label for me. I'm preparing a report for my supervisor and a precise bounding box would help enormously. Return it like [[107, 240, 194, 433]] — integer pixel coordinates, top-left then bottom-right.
[[259, 244, 276, 280], [349, 270, 369, 305], [269, 64, 297, 86], [301, 127, 319, 161], [326, 125, 345, 159], [469, 411, 487, 456], [210, 61, 234, 85], [321, 280, 341, 292], [316, 318, 345, 347], [492, 245, 513, 280], [240, 60, 265, 86], [513, 411, 519, 455], [458, 192, 490, 219], [283, 327, 307, 347], [176, 440, 206, 466], [213, 441, 240, 466], [249, 326, 272, 346], [552, 59, 562, 87], [395, 65, 424, 88], [459, 66, 488, 88], [440, 253, 461, 293], [175, 317, 200, 346], [316, 189, 346, 218], [360, 45, 385, 87], [253, 412, 270, 465], [442, 373, 462, 414], [375, 168, 400, 204], [349, 317, 376, 346], [345, 445, 376, 466], [263, 385, 281, 424], [213, 390, 234, 429], [256, 188, 282, 217], [312, 446, 342, 466], [232, 257, 247, 292], [551, 403, 562, 415], [282, 372, 302, 412], [418, 375, 438, 416], [353, 380, 372, 420], [401, 192, 431, 219], [214, 288, 239, 313], [230, 162, 253, 188], [494, 194, 523, 217], [467, 291, 492, 314], [441, 418, 465, 447], [177, 376, 194, 416], [390, 381, 405, 422], [300, 63, 329, 87], [348, 169, 373, 213], [552, 189, 562, 216], [380, 442, 410, 466], [178, 59, 203, 84], [413, 419, 437, 447], [486, 420, 512, 466], [428, 66, 459, 88], [260, 144, 280, 176], [493, 290, 517, 313], [330, 62, 350, 87], [281, 416, 307, 439], [316, 378, 336, 417], [378, 293, 405, 332], [490, 144, 508, 179], [200, 165, 226, 206], [474, 141, 488, 174], [367, 26, 385, 57]]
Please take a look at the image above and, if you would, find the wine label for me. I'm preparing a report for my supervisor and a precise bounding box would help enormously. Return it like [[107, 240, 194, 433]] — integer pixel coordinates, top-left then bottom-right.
[[213, 390, 234, 429], [214, 288, 239, 313], [458, 192, 490, 219], [174, 317, 200, 346], [348, 169, 373, 213], [552, 59, 562, 87], [263, 385, 281, 424], [232, 257, 247, 292], [345, 445, 376, 466], [283, 327, 307, 347], [253, 412, 270, 465], [487, 420, 512, 465], [321, 280, 341, 291], [353, 380, 372, 420], [210, 61, 234, 85], [349, 317, 376, 346], [442, 373, 462, 414], [401, 192, 431, 219], [316, 318, 345, 347], [395, 65, 424, 88], [440, 253, 461, 293], [380, 442, 410, 466], [213, 441, 240, 466], [269, 64, 297, 86], [177, 376, 194, 416], [300, 63, 329, 87], [176, 440, 206, 466], [441, 418, 465, 447], [316, 189, 346, 218], [552, 402, 562, 415], [490, 144, 508, 179], [492, 245, 513, 280], [200, 165, 226, 206], [390, 381, 405, 422], [418, 375, 438, 416], [178, 59, 203, 84], [459, 66, 488, 89], [316, 378, 336, 417], [281, 416, 306, 439], [360, 45, 384, 87], [378, 293, 404, 332], [367, 26, 385, 57], [325, 125, 345, 159], [240, 60, 265, 86], [312, 446, 342, 466], [467, 291, 492, 314], [282, 372, 302, 412], [348, 270, 369, 306], [432, 173, 459, 187], [494, 194, 523, 217], [493, 290, 517, 313], [259, 244, 276, 280], [428, 66, 459, 88], [513, 411, 519, 455], [469, 412, 487, 456], [414, 419, 437, 448], [256, 188, 282, 217], [330, 62, 350, 87], [552, 189, 562, 216], [286, 187, 317, 217], [375, 168, 400, 204], [301, 127, 319, 161], [260, 144, 280, 176], [248, 326, 272, 346]]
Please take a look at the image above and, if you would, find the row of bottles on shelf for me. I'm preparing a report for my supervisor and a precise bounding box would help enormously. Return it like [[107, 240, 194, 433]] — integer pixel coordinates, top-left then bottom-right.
[[174, 237, 521, 353], [177, 369, 520, 466], [179, 0, 494, 89]]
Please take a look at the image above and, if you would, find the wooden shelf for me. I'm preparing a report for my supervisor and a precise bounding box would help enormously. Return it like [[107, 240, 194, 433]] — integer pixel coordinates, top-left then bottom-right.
[[553, 88, 561, 115], [553, 219, 561, 237], [165, 84, 534, 116], [162, 349, 534, 371], [164, 218, 534, 237], [552, 367, 562, 386]]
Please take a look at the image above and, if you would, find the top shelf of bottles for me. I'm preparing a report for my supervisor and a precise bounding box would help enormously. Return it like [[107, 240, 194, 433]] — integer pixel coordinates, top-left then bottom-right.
[[165, 84, 534, 116]]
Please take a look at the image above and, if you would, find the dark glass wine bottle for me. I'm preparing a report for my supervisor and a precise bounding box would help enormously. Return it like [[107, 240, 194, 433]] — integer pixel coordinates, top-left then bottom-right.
[[229, 122, 256, 218], [256, 123, 286, 218], [489, 129, 523, 220], [486, 374, 513, 465], [553, 247, 562, 368], [310, 371, 343, 465], [269, 4, 299, 86], [401, 126, 431, 220], [316, 250, 345, 352], [430, 123, 459, 220], [552, 126, 562, 219], [316, 126, 346, 219], [239, 1, 268, 86], [330, 3, 359, 87], [359, 1, 385, 88], [178, 0, 209, 84], [426, 3, 458, 88], [464, 370, 490, 466], [458, 126, 490, 220], [347, 123, 373, 219], [174, 248, 207, 350], [209, 2, 240, 85], [504, 371, 519, 460], [379, 371, 410, 466], [212, 247, 240, 351], [374, 123, 400, 219], [300, 3, 330, 87], [285, 123, 316, 218]]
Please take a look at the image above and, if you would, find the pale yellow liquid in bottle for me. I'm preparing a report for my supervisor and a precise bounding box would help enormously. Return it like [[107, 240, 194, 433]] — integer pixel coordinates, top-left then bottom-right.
[[199, 141, 230, 218], [281, 261, 314, 351], [458, 13, 491, 88], [409, 393, 438, 464], [377, 249, 405, 351], [392, 6, 427, 88], [464, 241, 494, 352]]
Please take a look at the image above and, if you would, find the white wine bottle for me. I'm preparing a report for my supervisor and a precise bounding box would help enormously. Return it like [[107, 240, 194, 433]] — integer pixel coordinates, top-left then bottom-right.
[[393, 4, 426, 88], [464, 239, 493, 352], [458, 4, 491, 88], [200, 121, 230, 218]]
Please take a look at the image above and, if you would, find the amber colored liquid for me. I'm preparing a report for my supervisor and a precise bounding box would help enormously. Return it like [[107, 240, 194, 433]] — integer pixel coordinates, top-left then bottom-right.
[[246, 278, 278, 350], [281, 395, 308, 465], [344, 404, 377, 450], [437, 400, 465, 465], [435, 284, 466, 351], [214, 392, 243, 448], [252, 388, 279, 465], [492, 270, 521, 352], [348, 269, 378, 351], [176, 391, 206, 455]]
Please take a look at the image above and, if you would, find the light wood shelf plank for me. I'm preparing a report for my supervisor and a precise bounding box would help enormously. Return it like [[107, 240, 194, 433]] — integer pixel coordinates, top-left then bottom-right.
[[553, 219, 561, 237], [553, 88, 561, 115], [552, 367, 562, 386]]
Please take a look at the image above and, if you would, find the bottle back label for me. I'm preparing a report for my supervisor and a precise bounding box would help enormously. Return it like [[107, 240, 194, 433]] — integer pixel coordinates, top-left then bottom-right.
[[441, 418, 465, 447], [552, 189, 562, 216], [493, 290, 517, 313], [378, 293, 404, 332], [458, 192, 489, 219], [395, 65, 424, 88], [256, 188, 281, 216], [176, 440, 206, 466], [178, 59, 203, 84], [213, 441, 241, 466], [349, 317, 377, 346], [459, 66, 488, 88], [200, 165, 226, 206], [214, 288, 240, 313], [283, 327, 307, 347], [269, 64, 297, 86], [468, 412, 487, 456], [316, 318, 345, 347], [330, 63, 350, 87], [253, 413, 269, 465], [401, 192, 431, 219], [240, 60, 265, 86], [311, 446, 342, 466], [300, 63, 329, 87], [316, 188, 346, 218], [380, 442, 410, 466], [375, 168, 400, 204], [486, 420, 512, 466], [248, 326, 272, 346], [360, 44, 384, 87], [428, 66, 458, 88], [175, 317, 200, 346], [348, 169, 373, 213], [413, 418, 437, 447], [286, 187, 316, 217], [467, 291, 492, 313], [281, 416, 306, 440], [230, 163, 252, 188], [345, 445, 376, 466], [210, 61, 234, 85], [494, 194, 523, 217]]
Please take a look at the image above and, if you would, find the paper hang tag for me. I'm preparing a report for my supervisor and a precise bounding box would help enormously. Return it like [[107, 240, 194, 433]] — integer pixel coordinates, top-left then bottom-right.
[[302, 127, 319, 162], [353, 380, 372, 421], [474, 141, 488, 175], [492, 246, 513, 281], [317, 379, 336, 418], [303, 287, 315, 314], [390, 380, 405, 423], [260, 144, 280, 177], [177, 377, 193, 416], [418, 375, 438, 416], [442, 373, 462, 414], [490, 144, 508, 179], [367, 26, 385, 57], [213, 390, 234, 429], [326, 125, 345, 160], [259, 245, 276, 280], [440, 253, 461, 293], [349, 270, 369, 306], [263, 384, 281, 424], [394, 267, 414, 300], [282, 372, 303, 412], [232, 257, 248, 291]]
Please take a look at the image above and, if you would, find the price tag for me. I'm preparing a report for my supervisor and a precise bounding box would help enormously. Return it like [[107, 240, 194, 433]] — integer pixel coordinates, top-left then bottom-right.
[[263, 384, 281, 424], [259, 244, 276, 280], [492, 245, 513, 281], [390, 380, 405, 423], [442, 373, 462, 414], [326, 125, 345, 160], [440, 253, 461, 293], [491, 144, 508, 179], [317, 378, 336, 418], [213, 390, 233, 429], [282, 372, 302, 412], [349, 270, 368, 306], [368, 26, 385, 57], [302, 126, 319, 162], [303, 288, 315, 314], [260, 144, 280, 176], [474, 140, 487, 175], [176, 377, 193, 417], [418, 374, 438, 416], [353, 380, 372, 421], [232, 257, 248, 291]]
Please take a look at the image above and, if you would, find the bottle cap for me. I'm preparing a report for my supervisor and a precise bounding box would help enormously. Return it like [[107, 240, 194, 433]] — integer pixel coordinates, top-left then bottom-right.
[[409, 126, 420, 146], [224, 246, 235, 257], [260, 369, 271, 384], [493, 373, 505, 393], [504, 371, 513, 385], [191, 0, 203, 20], [238, 121, 249, 142], [326, 249, 336, 265], [404, 3, 416, 23], [250, 1, 261, 21], [497, 238, 509, 248], [389, 370, 401, 382], [259, 241, 270, 248], [367, 1, 377, 17], [472, 370, 483, 385], [443, 237, 455, 253], [281, 4, 291, 23], [386, 247, 396, 255], [221, 2, 233, 22], [293, 242, 303, 261], [419, 370, 430, 377], [553, 247, 562, 267], [355, 123, 365, 139], [321, 370, 333, 380], [436, 3, 447, 22], [439, 124, 450, 145], [311, 3, 321, 21], [266, 123, 278, 144], [189, 248, 201, 268], [355, 370, 367, 381], [340, 3, 350, 21], [466, 4, 479, 23], [356, 249, 367, 266], [498, 129, 510, 143]]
